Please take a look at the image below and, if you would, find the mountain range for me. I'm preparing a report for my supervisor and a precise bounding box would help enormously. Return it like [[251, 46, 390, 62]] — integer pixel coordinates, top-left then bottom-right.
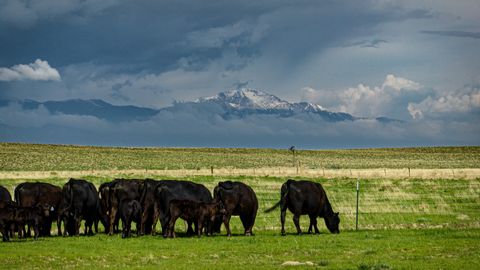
[[0, 89, 399, 123]]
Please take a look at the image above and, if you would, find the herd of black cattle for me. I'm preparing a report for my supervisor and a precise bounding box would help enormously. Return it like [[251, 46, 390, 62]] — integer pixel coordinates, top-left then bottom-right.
[[0, 179, 340, 241]]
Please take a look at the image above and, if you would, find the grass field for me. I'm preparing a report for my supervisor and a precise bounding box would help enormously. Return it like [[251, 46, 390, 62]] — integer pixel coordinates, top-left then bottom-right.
[[1, 143, 479, 269], [1, 143, 480, 171]]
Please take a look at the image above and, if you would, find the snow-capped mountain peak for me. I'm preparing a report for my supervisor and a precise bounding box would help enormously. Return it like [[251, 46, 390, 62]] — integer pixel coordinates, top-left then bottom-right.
[[198, 89, 291, 110]]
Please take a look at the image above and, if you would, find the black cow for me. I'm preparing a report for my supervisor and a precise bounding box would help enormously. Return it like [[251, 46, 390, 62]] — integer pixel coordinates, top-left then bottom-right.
[[167, 199, 225, 238], [152, 180, 213, 237], [119, 199, 142, 238], [60, 178, 100, 236], [139, 179, 159, 235], [0, 185, 12, 203], [265, 179, 340, 235], [14, 182, 62, 236], [106, 179, 143, 235], [213, 181, 258, 236]]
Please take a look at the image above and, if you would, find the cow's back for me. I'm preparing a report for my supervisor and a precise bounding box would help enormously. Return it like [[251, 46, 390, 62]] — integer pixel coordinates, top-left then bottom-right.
[[0, 185, 12, 203], [285, 180, 324, 215], [15, 182, 62, 207], [158, 180, 212, 202]]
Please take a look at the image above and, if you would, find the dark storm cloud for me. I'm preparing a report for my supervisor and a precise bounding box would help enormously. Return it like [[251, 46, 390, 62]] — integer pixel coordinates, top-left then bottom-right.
[[0, 1, 431, 70]]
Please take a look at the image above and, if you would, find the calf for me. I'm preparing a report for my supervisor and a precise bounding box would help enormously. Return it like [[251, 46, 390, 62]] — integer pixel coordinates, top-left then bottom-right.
[[14, 204, 52, 240], [167, 200, 226, 238], [119, 199, 142, 238]]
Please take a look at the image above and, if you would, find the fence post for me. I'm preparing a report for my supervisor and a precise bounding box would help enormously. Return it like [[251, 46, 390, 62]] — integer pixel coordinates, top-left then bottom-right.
[[356, 178, 360, 231], [210, 166, 214, 175]]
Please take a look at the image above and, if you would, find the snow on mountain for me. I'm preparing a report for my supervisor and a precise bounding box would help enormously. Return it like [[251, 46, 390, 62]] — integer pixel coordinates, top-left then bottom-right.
[[198, 89, 292, 110]]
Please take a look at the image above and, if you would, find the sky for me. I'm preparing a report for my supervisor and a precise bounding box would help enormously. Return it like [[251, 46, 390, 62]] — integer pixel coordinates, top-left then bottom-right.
[[0, 0, 479, 148]]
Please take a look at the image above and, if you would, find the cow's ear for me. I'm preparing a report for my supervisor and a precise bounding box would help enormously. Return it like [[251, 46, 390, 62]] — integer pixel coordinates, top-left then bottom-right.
[[335, 212, 339, 216]]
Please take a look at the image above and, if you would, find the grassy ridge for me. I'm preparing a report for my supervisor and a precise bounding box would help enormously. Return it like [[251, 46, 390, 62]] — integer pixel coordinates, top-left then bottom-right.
[[1, 143, 479, 171]]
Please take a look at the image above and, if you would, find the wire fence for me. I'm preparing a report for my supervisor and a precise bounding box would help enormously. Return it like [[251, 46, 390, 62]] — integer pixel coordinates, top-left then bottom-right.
[[229, 177, 480, 234]]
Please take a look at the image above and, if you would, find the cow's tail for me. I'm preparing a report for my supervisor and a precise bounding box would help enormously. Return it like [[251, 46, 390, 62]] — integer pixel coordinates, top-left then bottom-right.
[[14, 183, 23, 206], [264, 200, 281, 213], [139, 181, 150, 206], [264, 181, 290, 213]]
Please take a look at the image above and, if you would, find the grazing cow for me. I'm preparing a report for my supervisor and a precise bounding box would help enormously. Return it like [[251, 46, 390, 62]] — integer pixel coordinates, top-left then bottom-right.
[[0, 185, 12, 203], [14, 182, 62, 236], [106, 179, 143, 235], [166, 199, 225, 238], [139, 179, 159, 235], [152, 180, 213, 237], [119, 199, 142, 238], [265, 179, 340, 235], [60, 179, 100, 236], [213, 181, 258, 236]]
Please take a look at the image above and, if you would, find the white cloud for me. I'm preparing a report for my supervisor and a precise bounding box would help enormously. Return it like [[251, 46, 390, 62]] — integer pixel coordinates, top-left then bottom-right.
[[302, 74, 424, 118], [0, 59, 61, 81], [408, 86, 480, 119], [382, 74, 421, 91]]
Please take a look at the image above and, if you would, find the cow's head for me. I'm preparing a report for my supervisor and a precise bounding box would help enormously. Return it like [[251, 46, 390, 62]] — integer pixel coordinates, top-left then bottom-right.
[[324, 212, 340, 234], [37, 203, 51, 217]]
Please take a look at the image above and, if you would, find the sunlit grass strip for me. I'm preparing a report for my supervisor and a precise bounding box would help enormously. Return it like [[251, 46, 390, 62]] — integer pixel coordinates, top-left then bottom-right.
[[1, 168, 479, 180]]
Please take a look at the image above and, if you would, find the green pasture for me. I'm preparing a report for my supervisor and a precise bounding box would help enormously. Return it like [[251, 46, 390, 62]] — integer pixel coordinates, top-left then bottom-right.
[[1, 143, 479, 171], [1, 229, 479, 269]]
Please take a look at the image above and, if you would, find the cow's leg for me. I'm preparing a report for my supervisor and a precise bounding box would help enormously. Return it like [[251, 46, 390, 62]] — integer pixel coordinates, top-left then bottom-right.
[[160, 213, 169, 237], [167, 216, 177, 238], [121, 218, 127, 238], [308, 215, 319, 234], [151, 204, 159, 236], [26, 224, 32, 237], [57, 216, 62, 236], [197, 219, 203, 238], [223, 214, 232, 237], [74, 215, 81, 236], [86, 219, 94, 235], [186, 220, 195, 235], [240, 214, 255, 236], [43, 218, 52, 236], [94, 219, 99, 234], [313, 216, 320, 234], [108, 207, 117, 235], [280, 208, 287, 236], [293, 214, 302, 235], [33, 222, 39, 240], [140, 207, 149, 236]]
